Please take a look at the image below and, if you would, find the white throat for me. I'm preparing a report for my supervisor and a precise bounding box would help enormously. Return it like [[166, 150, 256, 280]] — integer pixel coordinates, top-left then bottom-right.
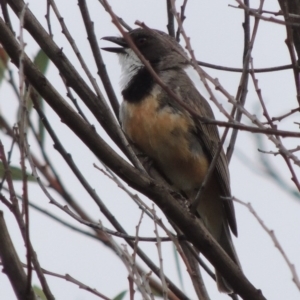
[[118, 49, 143, 90]]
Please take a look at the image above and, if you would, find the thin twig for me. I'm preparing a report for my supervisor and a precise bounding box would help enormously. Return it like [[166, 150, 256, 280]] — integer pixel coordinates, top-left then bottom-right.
[[133, 211, 144, 262], [152, 205, 168, 300], [168, 1, 231, 213], [227, 0, 262, 162], [2, 261, 112, 300], [0, 210, 36, 300], [232, 1, 300, 27], [233, 197, 300, 291], [30, 92, 185, 300], [97, 0, 132, 30], [0, 136, 16, 191], [271, 107, 300, 122], [203, 71, 300, 169], [249, 58, 300, 191], [122, 245, 153, 300], [197, 60, 292, 73], [278, 0, 300, 105], [200, 117, 300, 138], [94, 163, 155, 220], [65, 83, 90, 124], [0, 0, 13, 33], [166, 0, 175, 38], [18, 7, 32, 291], [47, 0, 106, 106], [45, 1, 53, 38], [78, 0, 120, 118], [0, 141, 55, 300], [175, 0, 188, 42]]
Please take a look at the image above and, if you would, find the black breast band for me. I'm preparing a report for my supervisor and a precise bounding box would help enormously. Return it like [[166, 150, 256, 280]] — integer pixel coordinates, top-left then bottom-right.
[[122, 67, 154, 102]]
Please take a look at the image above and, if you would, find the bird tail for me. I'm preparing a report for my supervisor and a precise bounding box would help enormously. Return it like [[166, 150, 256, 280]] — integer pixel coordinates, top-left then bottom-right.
[[215, 224, 241, 294]]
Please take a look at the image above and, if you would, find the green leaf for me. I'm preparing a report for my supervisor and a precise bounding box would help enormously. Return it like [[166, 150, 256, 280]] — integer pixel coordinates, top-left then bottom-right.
[[173, 242, 184, 291], [0, 162, 35, 181], [27, 49, 49, 111], [31, 49, 49, 144], [33, 286, 47, 300], [113, 290, 127, 300], [33, 49, 49, 75], [38, 116, 45, 146], [0, 46, 8, 85]]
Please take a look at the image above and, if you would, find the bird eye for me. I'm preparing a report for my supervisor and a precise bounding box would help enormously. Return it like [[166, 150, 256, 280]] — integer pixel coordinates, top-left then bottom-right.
[[137, 37, 147, 45]]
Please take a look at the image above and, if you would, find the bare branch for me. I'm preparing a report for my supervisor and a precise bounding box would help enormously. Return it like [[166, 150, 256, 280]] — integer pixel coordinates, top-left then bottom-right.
[[233, 197, 300, 291], [0, 210, 36, 300]]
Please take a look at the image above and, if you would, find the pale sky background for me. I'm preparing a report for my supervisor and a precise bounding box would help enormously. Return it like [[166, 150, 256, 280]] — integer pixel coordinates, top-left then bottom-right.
[[0, 1, 300, 300]]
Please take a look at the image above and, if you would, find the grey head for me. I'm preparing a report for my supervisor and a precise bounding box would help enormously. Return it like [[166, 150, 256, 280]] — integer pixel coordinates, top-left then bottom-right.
[[102, 28, 189, 74]]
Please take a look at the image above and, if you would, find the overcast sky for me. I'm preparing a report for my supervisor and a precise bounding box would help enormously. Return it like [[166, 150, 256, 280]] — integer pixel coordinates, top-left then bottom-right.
[[1, 1, 300, 300]]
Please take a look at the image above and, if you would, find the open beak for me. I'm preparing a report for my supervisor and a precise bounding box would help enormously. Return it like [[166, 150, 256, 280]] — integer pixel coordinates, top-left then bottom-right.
[[101, 36, 127, 53]]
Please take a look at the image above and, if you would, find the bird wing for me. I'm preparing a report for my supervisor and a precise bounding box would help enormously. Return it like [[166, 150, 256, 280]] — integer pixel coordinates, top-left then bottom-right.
[[192, 91, 237, 236], [163, 68, 238, 236]]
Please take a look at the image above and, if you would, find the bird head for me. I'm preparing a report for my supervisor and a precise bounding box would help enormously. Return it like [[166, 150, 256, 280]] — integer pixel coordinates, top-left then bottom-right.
[[102, 28, 188, 71]]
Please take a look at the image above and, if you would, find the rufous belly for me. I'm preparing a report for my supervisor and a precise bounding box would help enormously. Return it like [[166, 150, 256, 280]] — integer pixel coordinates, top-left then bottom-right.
[[120, 95, 209, 193]]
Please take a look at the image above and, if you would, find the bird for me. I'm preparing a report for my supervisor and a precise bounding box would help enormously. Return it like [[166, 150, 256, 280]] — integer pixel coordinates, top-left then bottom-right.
[[102, 28, 241, 293]]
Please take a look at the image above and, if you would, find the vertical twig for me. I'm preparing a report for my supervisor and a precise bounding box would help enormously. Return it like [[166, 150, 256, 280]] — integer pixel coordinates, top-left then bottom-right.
[[226, 0, 252, 162], [152, 205, 168, 300], [175, 0, 188, 42], [18, 4, 32, 293], [166, 0, 175, 37], [0, 0, 13, 33], [45, 1, 53, 38], [234, 197, 300, 291], [0, 210, 36, 300], [277, 0, 300, 105], [78, 0, 120, 118]]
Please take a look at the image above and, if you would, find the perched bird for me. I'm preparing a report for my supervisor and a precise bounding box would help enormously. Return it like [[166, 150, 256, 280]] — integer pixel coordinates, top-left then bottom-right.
[[102, 28, 241, 293]]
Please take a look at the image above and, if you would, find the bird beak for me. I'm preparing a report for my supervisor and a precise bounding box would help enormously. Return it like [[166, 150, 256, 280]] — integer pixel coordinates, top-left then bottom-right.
[[101, 36, 127, 53]]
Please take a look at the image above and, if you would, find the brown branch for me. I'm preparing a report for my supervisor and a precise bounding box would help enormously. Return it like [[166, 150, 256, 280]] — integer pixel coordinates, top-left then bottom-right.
[[11, 188, 178, 243], [7, 0, 145, 173], [0, 112, 101, 225], [97, 0, 132, 30], [45, 1, 53, 38], [152, 206, 168, 300], [197, 60, 292, 73], [29, 91, 182, 300], [0, 210, 36, 300], [18, 8, 32, 291], [48, 0, 106, 104], [0, 142, 55, 300], [0, 261, 113, 300], [78, 0, 120, 118], [0, 12, 267, 299], [277, 0, 300, 105], [128, 275, 135, 300], [250, 58, 300, 192], [203, 71, 300, 168], [233, 197, 300, 291], [250, 59, 277, 129], [233, 1, 300, 27], [226, 0, 251, 162], [175, 0, 188, 42], [271, 107, 300, 122], [201, 117, 300, 138], [0, 0, 13, 33], [96, 163, 219, 296], [282, 154, 300, 193], [166, 0, 175, 37], [150, 207, 214, 299], [64, 83, 90, 123], [94, 163, 156, 221]]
